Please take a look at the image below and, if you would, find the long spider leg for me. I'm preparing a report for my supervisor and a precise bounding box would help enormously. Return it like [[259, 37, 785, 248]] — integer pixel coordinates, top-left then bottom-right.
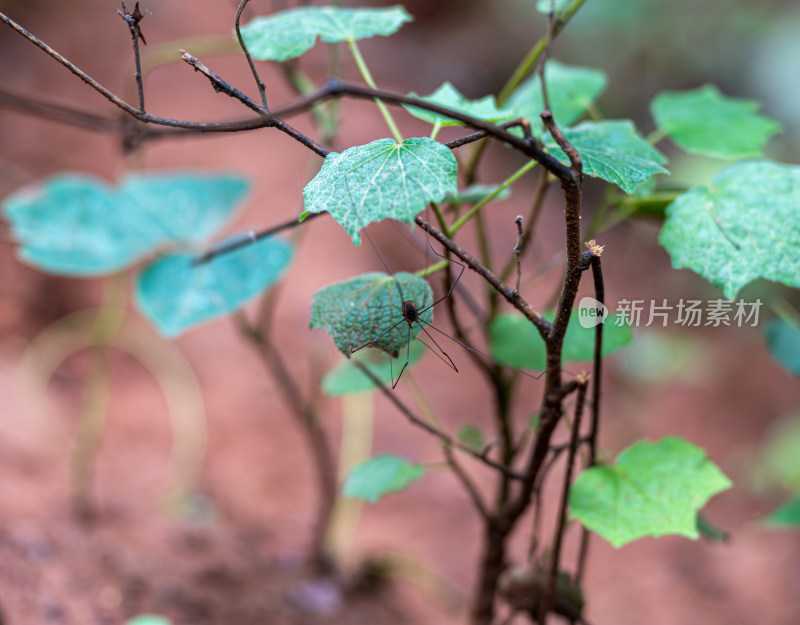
[[421, 227, 467, 301], [364, 229, 405, 301], [351, 316, 407, 354], [415, 321, 458, 372], [418, 319, 545, 381], [392, 323, 412, 389]]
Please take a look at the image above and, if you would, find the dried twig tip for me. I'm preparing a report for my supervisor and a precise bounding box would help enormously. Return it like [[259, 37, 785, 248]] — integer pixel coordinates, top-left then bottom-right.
[[584, 239, 604, 257]]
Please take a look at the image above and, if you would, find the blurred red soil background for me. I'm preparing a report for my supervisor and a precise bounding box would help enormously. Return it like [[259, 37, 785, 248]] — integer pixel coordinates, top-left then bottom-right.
[[1, 1, 799, 624]]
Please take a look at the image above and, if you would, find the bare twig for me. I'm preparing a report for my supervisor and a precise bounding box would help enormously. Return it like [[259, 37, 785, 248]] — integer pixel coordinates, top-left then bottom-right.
[[576, 248, 604, 585], [542, 373, 588, 624], [235, 0, 268, 109], [512, 215, 524, 295], [115, 2, 148, 113], [444, 445, 489, 518], [0, 90, 122, 132]]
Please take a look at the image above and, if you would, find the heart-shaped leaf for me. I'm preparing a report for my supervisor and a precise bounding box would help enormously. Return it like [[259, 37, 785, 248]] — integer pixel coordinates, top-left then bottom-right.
[[303, 138, 457, 244], [240, 5, 412, 62], [651, 85, 781, 160], [570, 437, 732, 547], [343, 454, 425, 503], [544, 120, 669, 193], [310, 272, 433, 356], [659, 160, 800, 298], [135, 235, 292, 337]]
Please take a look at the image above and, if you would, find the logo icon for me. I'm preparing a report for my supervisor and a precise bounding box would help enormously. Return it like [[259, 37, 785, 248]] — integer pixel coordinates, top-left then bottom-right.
[[577, 296, 608, 328]]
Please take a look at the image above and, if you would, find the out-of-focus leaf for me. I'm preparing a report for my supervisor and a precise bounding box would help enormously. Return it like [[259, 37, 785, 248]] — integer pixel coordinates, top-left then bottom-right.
[[125, 617, 173, 625], [752, 413, 800, 492], [489, 311, 633, 371], [240, 5, 412, 61], [762, 494, 800, 527], [506, 61, 607, 130], [544, 121, 669, 193], [659, 161, 800, 298], [445, 183, 511, 206], [2, 172, 249, 276], [404, 82, 513, 126], [310, 272, 433, 357], [135, 236, 292, 337], [457, 425, 485, 451], [342, 454, 425, 503], [651, 85, 781, 159], [536, 0, 570, 13], [764, 317, 800, 377], [618, 331, 702, 383], [570, 437, 732, 547], [302, 138, 457, 244], [322, 342, 425, 395]]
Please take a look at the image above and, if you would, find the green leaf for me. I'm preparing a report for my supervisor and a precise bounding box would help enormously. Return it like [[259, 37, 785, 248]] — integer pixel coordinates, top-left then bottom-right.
[[764, 317, 800, 377], [506, 61, 607, 130], [303, 138, 457, 244], [752, 413, 800, 492], [618, 331, 702, 383], [763, 494, 800, 527], [322, 342, 425, 395], [240, 5, 412, 62], [445, 183, 511, 206], [342, 454, 425, 503], [536, 0, 570, 13], [135, 236, 292, 337], [125, 617, 172, 625], [310, 272, 433, 357], [651, 85, 781, 160], [457, 425, 485, 451], [489, 311, 633, 371], [2, 172, 249, 276], [658, 161, 800, 298], [404, 82, 513, 127], [544, 121, 669, 193], [570, 437, 732, 547]]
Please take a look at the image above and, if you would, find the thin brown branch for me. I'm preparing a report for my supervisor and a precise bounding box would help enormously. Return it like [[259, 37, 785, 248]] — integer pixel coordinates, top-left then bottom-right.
[[500, 167, 551, 283], [543, 373, 588, 624], [115, 2, 147, 113], [444, 445, 489, 519], [193, 212, 325, 265], [415, 216, 551, 340], [353, 361, 525, 481], [445, 118, 530, 150], [235, 0, 268, 109], [0, 11, 141, 117], [512, 215, 524, 295], [0, 90, 123, 132], [235, 313, 336, 573], [179, 50, 329, 157], [576, 251, 604, 585]]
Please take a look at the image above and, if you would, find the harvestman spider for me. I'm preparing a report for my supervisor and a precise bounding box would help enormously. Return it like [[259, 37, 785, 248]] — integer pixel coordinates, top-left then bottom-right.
[[350, 211, 547, 390], [350, 225, 466, 388]]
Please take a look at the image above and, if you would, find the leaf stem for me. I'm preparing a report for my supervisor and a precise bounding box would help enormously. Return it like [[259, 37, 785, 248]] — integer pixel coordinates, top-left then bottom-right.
[[450, 160, 538, 234], [347, 40, 403, 143]]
